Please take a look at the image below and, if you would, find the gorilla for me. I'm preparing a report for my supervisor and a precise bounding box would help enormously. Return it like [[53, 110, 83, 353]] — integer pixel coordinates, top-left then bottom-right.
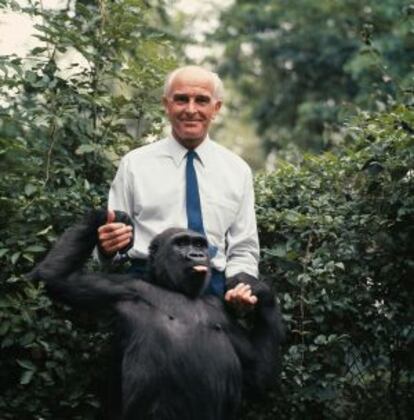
[[30, 210, 283, 420]]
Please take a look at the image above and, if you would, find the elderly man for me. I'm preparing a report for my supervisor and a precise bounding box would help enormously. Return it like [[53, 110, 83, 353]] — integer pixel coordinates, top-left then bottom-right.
[[97, 65, 260, 308]]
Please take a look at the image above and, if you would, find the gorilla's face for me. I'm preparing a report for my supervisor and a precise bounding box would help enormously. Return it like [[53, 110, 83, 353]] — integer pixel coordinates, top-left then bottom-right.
[[148, 228, 210, 298]]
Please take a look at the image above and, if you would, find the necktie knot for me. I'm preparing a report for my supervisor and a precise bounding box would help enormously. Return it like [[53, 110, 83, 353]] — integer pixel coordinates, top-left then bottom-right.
[[186, 149, 197, 162]]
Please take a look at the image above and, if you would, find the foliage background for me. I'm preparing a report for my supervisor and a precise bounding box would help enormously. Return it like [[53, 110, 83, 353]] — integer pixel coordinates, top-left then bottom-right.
[[214, 0, 414, 156], [250, 106, 414, 419], [0, 0, 176, 417], [0, 0, 413, 419]]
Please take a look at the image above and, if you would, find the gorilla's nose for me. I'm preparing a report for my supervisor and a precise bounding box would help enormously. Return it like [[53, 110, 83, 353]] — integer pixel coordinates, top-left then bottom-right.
[[187, 250, 206, 261]]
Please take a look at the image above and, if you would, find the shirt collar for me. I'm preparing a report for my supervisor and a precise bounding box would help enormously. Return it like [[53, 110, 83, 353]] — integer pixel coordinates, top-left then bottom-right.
[[165, 133, 213, 167]]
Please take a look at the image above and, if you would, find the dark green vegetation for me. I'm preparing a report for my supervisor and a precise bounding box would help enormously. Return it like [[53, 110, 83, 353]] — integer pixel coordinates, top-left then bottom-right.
[[0, 0, 413, 419], [0, 0, 175, 417], [249, 106, 414, 419], [216, 0, 414, 153]]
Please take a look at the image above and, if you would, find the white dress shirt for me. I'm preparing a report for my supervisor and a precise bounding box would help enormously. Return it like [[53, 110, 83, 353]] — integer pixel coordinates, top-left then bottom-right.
[[108, 135, 259, 278]]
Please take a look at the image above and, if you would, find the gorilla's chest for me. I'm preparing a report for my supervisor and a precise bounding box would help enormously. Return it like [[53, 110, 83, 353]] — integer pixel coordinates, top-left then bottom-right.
[[117, 299, 241, 383]]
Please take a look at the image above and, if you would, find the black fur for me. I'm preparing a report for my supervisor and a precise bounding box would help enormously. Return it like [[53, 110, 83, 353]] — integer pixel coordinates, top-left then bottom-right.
[[30, 210, 283, 420]]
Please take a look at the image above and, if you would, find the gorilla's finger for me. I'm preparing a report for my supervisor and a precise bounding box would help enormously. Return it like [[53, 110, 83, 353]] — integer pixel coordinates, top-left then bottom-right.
[[224, 289, 236, 301], [249, 295, 258, 304], [241, 291, 257, 305], [233, 284, 252, 298]]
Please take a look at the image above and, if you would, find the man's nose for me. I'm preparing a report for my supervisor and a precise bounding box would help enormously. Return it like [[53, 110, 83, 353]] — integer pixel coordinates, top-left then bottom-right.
[[185, 99, 197, 113]]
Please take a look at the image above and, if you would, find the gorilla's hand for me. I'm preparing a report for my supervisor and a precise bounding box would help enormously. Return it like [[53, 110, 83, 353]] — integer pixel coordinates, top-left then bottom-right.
[[224, 282, 258, 312], [226, 272, 274, 311]]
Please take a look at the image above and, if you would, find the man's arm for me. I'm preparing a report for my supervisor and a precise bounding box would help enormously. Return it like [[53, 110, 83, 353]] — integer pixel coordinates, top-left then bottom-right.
[[224, 166, 261, 308], [98, 158, 134, 258], [225, 166, 259, 278]]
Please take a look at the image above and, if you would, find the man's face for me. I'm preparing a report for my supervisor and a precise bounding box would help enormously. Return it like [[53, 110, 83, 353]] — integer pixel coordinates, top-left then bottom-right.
[[163, 72, 222, 149]]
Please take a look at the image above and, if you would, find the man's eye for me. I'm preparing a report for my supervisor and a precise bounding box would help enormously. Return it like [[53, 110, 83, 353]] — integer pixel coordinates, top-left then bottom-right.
[[173, 95, 189, 103], [195, 96, 210, 105]]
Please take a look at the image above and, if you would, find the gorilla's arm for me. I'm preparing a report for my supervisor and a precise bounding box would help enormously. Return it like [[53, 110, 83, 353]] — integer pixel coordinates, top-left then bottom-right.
[[29, 210, 140, 310], [226, 273, 284, 397], [38, 271, 139, 310]]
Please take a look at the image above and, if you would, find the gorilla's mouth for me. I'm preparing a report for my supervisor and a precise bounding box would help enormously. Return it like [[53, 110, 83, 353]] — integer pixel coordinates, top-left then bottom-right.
[[192, 265, 208, 273], [182, 264, 209, 297]]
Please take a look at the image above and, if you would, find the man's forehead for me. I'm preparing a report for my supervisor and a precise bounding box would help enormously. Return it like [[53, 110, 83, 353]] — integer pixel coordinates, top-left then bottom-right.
[[171, 88, 213, 97], [169, 72, 215, 96]]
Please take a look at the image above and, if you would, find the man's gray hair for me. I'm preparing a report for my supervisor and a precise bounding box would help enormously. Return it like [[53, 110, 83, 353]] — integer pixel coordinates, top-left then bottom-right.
[[163, 66, 224, 101]]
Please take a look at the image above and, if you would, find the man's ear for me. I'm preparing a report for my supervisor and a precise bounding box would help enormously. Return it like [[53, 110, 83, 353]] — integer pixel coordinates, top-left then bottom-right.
[[213, 100, 222, 118], [162, 96, 169, 112]]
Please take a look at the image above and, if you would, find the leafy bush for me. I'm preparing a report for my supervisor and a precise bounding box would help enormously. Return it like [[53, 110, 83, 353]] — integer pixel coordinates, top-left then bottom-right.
[[215, 0, 414, 153], [1, 3, 412, 419], [247, 105, 414, 419], [0, 1, 175, 418]]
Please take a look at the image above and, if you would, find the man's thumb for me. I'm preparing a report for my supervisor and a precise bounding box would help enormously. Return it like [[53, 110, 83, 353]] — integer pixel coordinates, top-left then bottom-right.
[[106, 209, 116, 224]]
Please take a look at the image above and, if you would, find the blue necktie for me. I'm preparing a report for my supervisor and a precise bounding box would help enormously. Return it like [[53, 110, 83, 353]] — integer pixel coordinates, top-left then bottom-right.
[[186, 150, 205, 235], [186, 151, 224, 296]]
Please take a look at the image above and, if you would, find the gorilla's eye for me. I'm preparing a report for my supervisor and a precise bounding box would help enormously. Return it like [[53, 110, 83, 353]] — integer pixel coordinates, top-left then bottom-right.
[[193, 238, 207, 249], [173, 235, 191, 248]]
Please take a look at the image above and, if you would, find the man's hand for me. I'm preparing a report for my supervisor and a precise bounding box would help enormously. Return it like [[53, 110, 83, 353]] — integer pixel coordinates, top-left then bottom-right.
[[224, 282, 258, 311], [98, 210, 133, 257]]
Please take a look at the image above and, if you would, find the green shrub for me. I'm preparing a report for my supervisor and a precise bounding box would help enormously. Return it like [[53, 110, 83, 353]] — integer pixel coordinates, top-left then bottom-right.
[[1, 3, 412, 418], [0, 1, 175, 418], [248, 105, 414, 419]]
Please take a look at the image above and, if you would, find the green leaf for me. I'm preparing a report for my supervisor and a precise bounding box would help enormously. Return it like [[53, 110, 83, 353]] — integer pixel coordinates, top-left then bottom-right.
[[25, 245, 46, 253], [75, 144, 96, 155], [16, 359, 36, 371], [11, 252, 21, 265], [24, 184, 37, 197], [335, 262, 345, 270], [30, 47, 48, 55], [20, 370, 35, 385], [0, 322, 10, 336], [20, 332, 36, 346], [36, 226, 53, 236]]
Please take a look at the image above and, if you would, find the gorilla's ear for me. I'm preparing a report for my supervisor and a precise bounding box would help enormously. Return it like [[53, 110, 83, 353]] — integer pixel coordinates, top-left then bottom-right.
[[148, 239, 160, 267]]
